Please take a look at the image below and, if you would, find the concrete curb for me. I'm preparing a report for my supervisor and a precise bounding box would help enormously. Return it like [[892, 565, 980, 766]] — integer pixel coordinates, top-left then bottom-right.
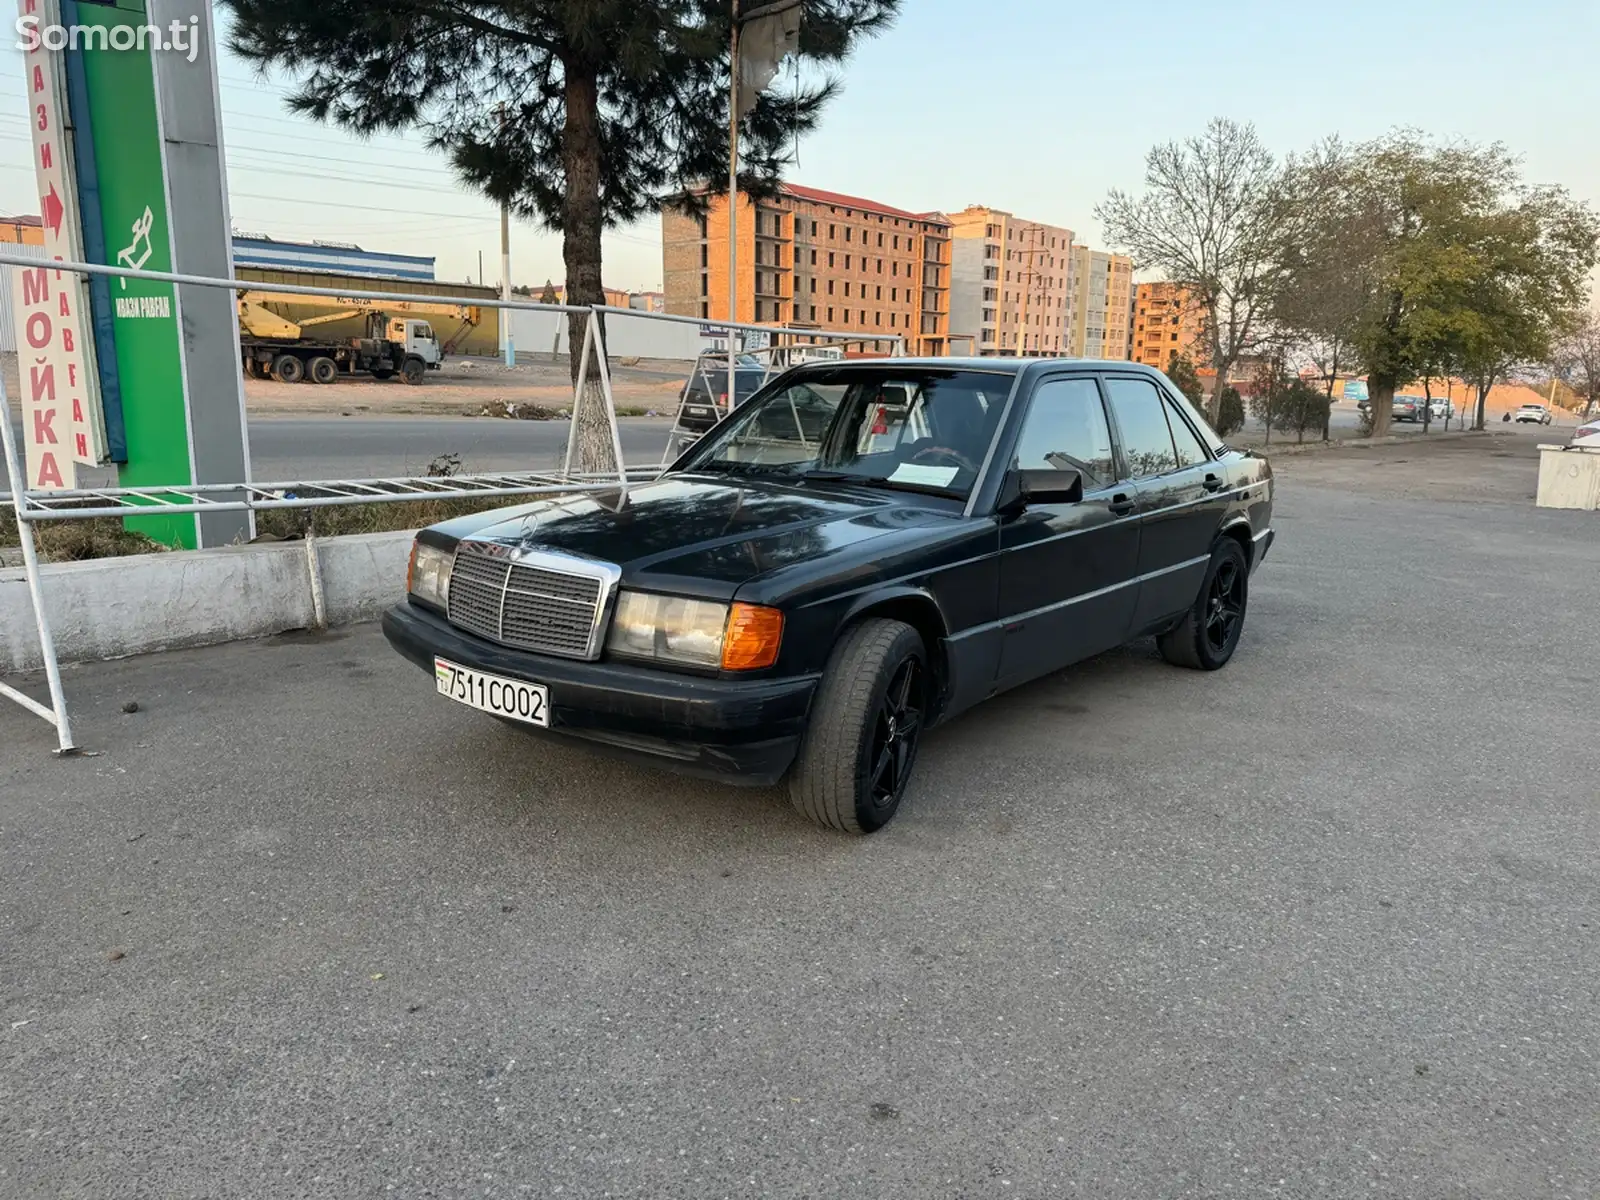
[[1, 529, 413, 672]]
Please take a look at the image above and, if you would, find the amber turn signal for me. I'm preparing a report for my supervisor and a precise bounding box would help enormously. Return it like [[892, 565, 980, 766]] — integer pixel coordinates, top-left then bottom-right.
[[721, 603, 784, 670]]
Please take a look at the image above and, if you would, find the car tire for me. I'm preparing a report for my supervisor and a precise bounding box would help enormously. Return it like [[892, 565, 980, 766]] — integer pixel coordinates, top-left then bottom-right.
[[1157, 537, 1250, 671], [307, 355, 338, 385], [401, 357, 426, 385], [788, 618, 926, 835]]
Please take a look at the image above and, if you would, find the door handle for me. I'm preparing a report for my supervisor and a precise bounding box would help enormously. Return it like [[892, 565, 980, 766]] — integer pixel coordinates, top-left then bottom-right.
[[1108, 493, 1136, 516], [1203, 473, 1224, 493]]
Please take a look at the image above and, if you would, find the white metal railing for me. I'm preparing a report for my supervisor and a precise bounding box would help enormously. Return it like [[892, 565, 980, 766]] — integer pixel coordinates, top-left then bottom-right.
[[0, 250, 896, 755]]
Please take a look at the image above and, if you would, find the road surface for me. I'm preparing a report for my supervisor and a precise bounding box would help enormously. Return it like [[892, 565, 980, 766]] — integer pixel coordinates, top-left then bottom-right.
[[4, 416, 680, 490], [5, 435, 1598, 1197], [0, 405, 1561, 492]]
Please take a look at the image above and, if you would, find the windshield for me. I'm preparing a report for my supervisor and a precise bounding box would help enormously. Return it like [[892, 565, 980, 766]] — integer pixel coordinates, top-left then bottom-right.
[[676, 368, 1014, 498], [414, 323, 435, 340]]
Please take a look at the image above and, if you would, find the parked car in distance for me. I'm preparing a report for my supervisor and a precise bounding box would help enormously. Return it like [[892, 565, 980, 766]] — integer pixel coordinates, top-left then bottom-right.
[[384, 359, 1276, 834], [1571, 417, 1600, 445], [1515, 403, 1554, 425], [1356, 395, 1442, 422], [675, 353, 774, 432], [1393, 396, 1426, 422], [1428, 397, 1455, 421]]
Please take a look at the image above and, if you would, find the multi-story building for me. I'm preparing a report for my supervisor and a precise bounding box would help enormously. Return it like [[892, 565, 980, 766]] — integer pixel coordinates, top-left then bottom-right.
[[1130, 281, 1206, 370], [1067, 246, 1134, 359], [947, 206, 1076, 357], [661, 184, 951, 355], [0, 214, 43, 245]]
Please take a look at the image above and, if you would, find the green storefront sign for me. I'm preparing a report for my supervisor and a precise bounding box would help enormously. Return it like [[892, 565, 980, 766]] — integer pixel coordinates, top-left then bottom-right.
[[76, 0, 194, 547]]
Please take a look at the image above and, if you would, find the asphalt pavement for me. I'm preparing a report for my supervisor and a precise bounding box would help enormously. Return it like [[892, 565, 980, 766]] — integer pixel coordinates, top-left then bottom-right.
[[246, 416, 680, 480], [3, 417, 681, 491], [3, 436, 1599, 1197]]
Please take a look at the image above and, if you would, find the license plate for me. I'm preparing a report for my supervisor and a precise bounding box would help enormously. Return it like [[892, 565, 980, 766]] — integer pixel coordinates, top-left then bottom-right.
[[434, 657, 549, 727]]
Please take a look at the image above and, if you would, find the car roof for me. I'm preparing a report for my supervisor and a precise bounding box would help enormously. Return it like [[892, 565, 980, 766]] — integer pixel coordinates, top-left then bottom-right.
[[784, 356, 1173, 379]]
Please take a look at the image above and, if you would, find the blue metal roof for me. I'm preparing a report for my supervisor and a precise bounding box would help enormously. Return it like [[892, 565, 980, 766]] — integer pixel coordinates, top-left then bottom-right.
[[231, 237, 436, 281]]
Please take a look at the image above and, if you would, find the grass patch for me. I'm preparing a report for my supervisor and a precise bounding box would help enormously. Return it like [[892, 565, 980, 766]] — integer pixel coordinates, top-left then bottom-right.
[[0, 506, 169, 562], [253, 495, 511, 539]]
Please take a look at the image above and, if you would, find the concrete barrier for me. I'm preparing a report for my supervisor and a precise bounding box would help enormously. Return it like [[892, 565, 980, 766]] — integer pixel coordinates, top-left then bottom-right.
[[1536, 442, 1600, 510], [1, 529, 413, 672]]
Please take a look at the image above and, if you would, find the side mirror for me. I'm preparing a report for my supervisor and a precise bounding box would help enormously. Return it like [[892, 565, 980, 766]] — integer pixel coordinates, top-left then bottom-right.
[[997, 467, 1084, 514]]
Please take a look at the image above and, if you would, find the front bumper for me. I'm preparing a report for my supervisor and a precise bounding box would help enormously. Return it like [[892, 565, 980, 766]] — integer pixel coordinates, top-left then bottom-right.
[[382, 602, 817, 786]]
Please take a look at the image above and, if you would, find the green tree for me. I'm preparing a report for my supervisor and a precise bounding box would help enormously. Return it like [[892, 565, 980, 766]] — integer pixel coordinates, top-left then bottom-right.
[[1324, 134, 1597, 435], [539, 279, 560, 307], [1163, 352, 1205, 406], [220, 0, 900, 468], [1215, 387, 1245, 437]]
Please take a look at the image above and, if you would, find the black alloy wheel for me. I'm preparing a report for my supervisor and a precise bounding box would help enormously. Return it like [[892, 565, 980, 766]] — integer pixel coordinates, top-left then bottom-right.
[[1204, 554, 1246, 656], [866, 655, 923, 815], [1156, 537, 1250, 671], [789, 618, 928, 833]]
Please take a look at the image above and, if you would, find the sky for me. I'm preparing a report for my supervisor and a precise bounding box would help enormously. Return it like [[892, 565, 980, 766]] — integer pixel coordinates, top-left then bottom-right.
[[1, 0, 1596, 295]]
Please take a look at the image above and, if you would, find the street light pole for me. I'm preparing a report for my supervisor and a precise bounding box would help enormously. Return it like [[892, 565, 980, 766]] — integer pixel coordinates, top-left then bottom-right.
[[499, 105, 515, 368], [726, 0, 740, 415]]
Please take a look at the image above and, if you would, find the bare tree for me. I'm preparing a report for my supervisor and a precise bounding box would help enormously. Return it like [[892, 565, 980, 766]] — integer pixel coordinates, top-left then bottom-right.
[[1554, 309, 1600, 420], [1097, 119, 1317, 421]]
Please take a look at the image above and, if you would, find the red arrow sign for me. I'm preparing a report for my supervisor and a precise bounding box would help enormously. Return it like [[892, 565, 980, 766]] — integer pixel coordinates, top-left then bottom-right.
[[41, 183, 63, 239]]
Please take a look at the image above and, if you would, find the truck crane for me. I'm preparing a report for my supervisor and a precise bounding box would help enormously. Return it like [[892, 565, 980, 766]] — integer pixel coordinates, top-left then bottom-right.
[[237, 291, 482, 385]]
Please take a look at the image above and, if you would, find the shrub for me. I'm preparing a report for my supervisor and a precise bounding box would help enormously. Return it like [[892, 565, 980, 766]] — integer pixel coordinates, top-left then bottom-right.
[[1215, 387, 1245, 436]]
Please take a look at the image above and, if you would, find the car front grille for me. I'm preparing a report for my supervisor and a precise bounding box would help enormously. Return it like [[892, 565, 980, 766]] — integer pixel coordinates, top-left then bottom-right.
[[447, 542, 612, 660]]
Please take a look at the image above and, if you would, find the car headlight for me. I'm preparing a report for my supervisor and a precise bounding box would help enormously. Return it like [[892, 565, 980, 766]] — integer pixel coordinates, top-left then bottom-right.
[[606, 591, 784, 671], [407, 539, 453, 610]]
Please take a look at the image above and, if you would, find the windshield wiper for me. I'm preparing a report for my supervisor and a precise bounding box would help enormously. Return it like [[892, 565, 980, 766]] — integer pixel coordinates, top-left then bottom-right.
[[797, 470, 960, 498]]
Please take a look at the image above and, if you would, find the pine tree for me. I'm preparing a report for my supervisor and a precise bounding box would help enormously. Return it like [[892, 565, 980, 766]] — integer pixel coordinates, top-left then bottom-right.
[[220, 0, 900, 467]]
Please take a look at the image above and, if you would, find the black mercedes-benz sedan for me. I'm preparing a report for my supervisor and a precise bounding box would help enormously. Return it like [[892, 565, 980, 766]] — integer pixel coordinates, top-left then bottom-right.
[[382, 359, 1274, 833]]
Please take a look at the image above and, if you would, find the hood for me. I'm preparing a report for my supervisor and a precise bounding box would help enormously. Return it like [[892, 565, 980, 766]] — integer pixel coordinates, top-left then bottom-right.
[[431, 474, 944, 599]]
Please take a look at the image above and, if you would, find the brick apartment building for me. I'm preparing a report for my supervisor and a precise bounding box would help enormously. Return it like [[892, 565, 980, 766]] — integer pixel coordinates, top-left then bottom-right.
[[947, 205, 1076, 357], [661, 184, 951, 355], [1131, 281, 1206, 369], [1066, 246, 1133, 360]]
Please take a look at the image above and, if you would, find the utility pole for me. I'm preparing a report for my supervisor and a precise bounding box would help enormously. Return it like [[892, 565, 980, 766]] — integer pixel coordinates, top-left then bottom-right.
[[1014, 223, 1042, 358], [727, 0, 740, 414], [499, 104, 515, 367]]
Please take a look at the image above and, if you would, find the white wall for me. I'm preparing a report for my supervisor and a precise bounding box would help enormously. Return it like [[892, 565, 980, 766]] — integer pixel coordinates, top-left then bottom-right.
[[509, 308, 708, 364]]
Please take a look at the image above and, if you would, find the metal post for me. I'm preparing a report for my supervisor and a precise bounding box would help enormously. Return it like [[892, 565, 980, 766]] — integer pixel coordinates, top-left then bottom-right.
[[501, 205, 515, 366], [0, 371, 77, 754], [499, 104, 516, 368], [588, 311, 630, 486], [563, 312, 597, 477], [304, 534, 328, 629], [727, 0, 740, 419]]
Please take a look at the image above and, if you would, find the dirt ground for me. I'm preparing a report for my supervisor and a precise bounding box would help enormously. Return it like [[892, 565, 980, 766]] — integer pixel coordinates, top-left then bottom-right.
[[1269, 424, 1554, 505], [0, 352, 692, 419], [241, 355, 692, 417]]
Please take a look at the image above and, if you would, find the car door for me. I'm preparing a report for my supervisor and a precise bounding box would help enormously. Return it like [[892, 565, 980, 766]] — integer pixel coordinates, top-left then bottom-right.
[[1100, 373, 1231, 632], [994, 373, 1142, 690]]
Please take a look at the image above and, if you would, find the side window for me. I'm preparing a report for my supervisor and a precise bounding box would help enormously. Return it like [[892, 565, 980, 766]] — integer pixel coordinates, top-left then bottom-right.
[[1103, 377, 1178, 478], [1011, 377, 1116, 488], [1163, 397, 1211, 467]]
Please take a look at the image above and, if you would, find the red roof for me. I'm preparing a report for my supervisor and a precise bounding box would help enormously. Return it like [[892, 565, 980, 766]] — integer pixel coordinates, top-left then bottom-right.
[[781, 184, 948, 226], [2, 214, 42, 227]]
